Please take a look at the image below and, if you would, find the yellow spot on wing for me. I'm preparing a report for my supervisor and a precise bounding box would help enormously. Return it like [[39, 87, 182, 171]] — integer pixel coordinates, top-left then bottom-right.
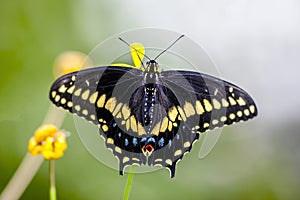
[[82, 109, 88, 115], [237, 97, 246, 106], [122, 104, 131, 119], [81, 89, 90, 100], [160, 117, 168, 132], [237, 111, 243, 117], [222, 98, 229, 107], [126, 120, 130, 131], [174, 149, 182, 156], [89, 92, 98, 104], [137, 123, 146, 135], [58, 85, 68, 93], [123, 157, 130, 163], [165, 159, 172, 165], [203, 99, 212, 112], [168, 106, 178, 122], [116, 112, 122, 119], [107, 138, 114, 144], [67, 85, 75, 94], [244, 109, 250, 116], [228, 96, 237, 106], [132, 158, 140, 162], [60, 98, 66, 104], [90, 114, 96, 120], [75, 105, 81, 111], [212, 119, 218, 125], [112, 103, 123, 116], [55, 95, 60, 102], [184, 141, 191, 148], [177, 106, 187, 121], [229, 87, 234, 93], [151, 122, 160, 136], [115, 146, 122, 154], [130, 115, 137, 132], [212, 99, 221, 109], [67, 102, 73, 107], [105, 97, 117, 112], [74, 88, 82, 96], [195, 100, 204, 114], [97, 94, 106, 108], [51, 91, 56, 98], [168, 121, 173, 131], [229, 113, 236, 120], [220, 116, 227, 122], [249, 105, 255, 113], [203, 123, 209, 128], [184, 102, 195, 117]]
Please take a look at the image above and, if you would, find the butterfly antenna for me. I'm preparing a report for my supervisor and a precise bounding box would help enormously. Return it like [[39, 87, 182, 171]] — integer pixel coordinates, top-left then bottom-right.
[[153, 34, 185, 61], [118, 37, 151, 62]]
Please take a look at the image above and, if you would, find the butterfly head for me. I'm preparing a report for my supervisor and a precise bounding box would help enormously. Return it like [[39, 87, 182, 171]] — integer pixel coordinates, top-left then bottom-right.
[[145, 60, 159, 73]]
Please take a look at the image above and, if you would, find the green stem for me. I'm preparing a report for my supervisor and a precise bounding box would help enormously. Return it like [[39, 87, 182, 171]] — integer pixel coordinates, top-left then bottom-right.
[[123, 166, 135, 200], [0, 106, 66, 200], [49, 160, 56, 200]]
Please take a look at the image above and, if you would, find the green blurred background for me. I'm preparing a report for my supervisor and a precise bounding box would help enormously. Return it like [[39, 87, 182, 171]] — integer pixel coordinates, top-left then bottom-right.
[[1, 0, 300, 199]]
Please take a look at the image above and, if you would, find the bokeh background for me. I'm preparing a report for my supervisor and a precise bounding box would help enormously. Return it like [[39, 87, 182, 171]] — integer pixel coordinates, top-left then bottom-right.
[[1, 0, 300, 199]]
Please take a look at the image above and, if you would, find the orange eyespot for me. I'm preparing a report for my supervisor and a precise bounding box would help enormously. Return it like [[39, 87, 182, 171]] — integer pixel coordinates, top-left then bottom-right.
[[141, 144, 154, 156]]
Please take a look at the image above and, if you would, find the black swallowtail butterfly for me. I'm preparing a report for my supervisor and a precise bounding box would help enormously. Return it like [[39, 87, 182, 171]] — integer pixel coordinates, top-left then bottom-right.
[[49, 36, 257, 178]]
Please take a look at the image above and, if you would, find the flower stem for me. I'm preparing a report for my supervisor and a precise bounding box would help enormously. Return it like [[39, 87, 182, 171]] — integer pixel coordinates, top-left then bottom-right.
[[49, 160, 56, 200], [123, 166, 135, 200]]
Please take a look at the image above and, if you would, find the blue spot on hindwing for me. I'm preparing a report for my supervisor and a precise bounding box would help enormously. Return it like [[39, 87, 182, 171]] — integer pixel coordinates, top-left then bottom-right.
[[148, 137, 155, 143], [168, 140, 172, 148], [125, 138, 129, 146], [158, 138, 164, 147], [132, 138, 137, 146]]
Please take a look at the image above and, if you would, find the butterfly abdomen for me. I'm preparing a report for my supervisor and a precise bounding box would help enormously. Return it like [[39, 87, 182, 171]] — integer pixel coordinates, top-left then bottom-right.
[[142, 85, 157, 126]]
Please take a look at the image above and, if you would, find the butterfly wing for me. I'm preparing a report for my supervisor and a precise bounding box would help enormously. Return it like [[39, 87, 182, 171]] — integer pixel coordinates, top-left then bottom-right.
[[50, 66, 151, 172], [147, 70, 258, 177], [161, 70, 258, 128]]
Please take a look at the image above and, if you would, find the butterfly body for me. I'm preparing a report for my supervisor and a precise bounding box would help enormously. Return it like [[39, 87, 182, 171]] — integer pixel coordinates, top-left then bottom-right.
[[50, 59, 257, 178]]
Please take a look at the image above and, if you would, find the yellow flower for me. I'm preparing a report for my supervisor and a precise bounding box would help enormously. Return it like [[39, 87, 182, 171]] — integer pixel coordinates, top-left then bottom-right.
[[28, 125, 68, 160], [130, 43, 145, 68], [53, 51, 92, 78], [110, 43, 145, 69]]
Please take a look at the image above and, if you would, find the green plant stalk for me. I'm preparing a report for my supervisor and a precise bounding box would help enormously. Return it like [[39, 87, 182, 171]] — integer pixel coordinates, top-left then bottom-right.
[[49, 160, 57, 200], [0, 106, 66, 200], [123, 166, 135, 200]]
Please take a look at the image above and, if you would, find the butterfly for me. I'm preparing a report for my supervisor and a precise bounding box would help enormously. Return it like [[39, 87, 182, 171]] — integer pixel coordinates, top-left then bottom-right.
[[49, 35, 258, 178]]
